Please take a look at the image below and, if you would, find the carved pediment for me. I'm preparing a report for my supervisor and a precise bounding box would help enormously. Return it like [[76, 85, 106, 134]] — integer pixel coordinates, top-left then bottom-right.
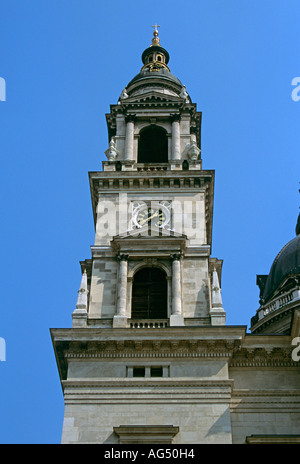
[[112, 225, 187, 240], [111, 226, 188, 256], [116, 91, 188, 111]]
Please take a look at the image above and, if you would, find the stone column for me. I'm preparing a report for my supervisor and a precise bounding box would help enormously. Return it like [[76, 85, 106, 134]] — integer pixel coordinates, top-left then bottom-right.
[[171, 114, 181, 161], [113, 254, 129, 328], [124, 115, 135, 161], [170, 254, 184, 326]]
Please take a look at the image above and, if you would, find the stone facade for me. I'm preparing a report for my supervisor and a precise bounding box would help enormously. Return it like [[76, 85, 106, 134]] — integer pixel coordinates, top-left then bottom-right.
[[52, 314, 300, 444], [51, 29, 300, 444]]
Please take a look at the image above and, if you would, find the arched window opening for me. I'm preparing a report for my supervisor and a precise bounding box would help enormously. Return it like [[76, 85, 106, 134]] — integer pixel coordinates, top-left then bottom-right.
[[138, 126, 168, 163], [182, 160, 189, 170], [115, 161, 122, 171], [131, 267, 168, 319]]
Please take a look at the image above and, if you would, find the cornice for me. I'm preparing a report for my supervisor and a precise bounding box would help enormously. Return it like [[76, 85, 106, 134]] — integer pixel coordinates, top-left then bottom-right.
[[61, 340, 298, 369], [231, 389, 300, 399], [89, 169, 214, 181], [62, 378, 234, 403], [62, 378, 233, 389], [51, 327, 299, 384], [51, 325, 247, 341], [229, 346, 297, 368], [63, 338, 240, 359]]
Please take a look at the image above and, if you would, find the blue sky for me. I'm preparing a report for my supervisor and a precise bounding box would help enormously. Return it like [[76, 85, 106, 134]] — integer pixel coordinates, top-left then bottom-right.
[[0, 0, 299, 444]]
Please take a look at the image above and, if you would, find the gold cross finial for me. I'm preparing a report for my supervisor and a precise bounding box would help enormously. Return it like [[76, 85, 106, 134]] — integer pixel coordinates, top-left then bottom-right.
[[152, 23, 160, 32], [151, 24, 160, 46]]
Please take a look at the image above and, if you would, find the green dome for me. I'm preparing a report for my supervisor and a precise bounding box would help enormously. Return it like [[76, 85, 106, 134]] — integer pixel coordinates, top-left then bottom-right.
[[127, 67, 183, 90], [261, 215, 300, 303]]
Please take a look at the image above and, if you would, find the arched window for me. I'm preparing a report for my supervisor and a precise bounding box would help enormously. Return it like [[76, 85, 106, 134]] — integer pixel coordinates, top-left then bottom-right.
[[138, 126, 168, 163], [131, 267, 168, 319]]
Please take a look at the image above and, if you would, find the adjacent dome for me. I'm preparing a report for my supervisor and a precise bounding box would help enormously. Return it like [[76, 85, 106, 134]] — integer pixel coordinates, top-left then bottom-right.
[[261, 214, 300, 303]]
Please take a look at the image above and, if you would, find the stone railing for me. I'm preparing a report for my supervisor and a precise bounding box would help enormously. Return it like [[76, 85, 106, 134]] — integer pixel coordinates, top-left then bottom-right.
[[254, 288, 300, 324], [137, 164, 168, 172], [129, 319, 169, 329]]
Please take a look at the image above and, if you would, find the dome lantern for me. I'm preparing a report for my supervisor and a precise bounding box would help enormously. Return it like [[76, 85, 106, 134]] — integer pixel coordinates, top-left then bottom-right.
[[140, 25, 170, 72]]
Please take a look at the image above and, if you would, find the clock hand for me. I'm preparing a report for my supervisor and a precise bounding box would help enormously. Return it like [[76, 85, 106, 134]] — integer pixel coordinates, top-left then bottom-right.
[[147, 211, 159, 222], [139, 210, 159, 226]]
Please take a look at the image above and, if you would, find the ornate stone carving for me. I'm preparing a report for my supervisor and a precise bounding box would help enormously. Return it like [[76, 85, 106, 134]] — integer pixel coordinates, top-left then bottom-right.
[[105, 138, 119, 161], [179, 85, 189, 102], [187, 140, 200, 160], [118, 88, 128, 102]]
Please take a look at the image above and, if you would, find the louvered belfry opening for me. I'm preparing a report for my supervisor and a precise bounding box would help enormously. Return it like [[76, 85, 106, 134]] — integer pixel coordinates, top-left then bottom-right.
[[138, 125, 168, 163], [131, 267, 168, 319]]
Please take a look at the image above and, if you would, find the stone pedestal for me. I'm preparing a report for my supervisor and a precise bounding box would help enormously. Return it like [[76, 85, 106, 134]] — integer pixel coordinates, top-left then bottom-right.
[[170, 314, 184, 326], [112, 315, 128, 328], [72, 311, 87, 328]]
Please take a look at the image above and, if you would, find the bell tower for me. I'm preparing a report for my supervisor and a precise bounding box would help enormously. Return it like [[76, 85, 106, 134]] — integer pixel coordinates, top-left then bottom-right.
[[51, 28, 241, 445], [84, 26, 225, 330]]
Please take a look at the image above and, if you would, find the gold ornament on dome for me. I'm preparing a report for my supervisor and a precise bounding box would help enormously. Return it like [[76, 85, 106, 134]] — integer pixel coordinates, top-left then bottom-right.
[[151, 24, 161, 46], [140, 25, 170, 72]]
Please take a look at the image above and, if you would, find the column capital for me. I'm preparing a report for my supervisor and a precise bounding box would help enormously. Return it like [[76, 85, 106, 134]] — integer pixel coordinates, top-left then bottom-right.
[[170, 113, 181, 123], [125, 114, 136, 123], [170, 253, 182, 261], [117, 254, 129, 262]]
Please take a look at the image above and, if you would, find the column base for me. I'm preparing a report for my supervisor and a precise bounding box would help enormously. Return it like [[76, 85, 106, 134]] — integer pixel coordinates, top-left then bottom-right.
[[169, 314, 184, 327], [113, 315, 128, 328], [169, 161, 182, 170]]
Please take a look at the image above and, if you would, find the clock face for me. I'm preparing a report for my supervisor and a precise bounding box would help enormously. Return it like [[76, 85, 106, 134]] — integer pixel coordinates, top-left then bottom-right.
[[136, 207, 167, 228]]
